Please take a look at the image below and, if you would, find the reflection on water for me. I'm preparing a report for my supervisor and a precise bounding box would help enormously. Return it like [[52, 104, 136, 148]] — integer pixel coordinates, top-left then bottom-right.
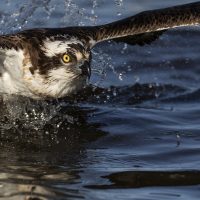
[[88, 171, 200, 189], [1, 0, 200, 200], [0, 166, 82, 199], [0, 96, 107, 199]]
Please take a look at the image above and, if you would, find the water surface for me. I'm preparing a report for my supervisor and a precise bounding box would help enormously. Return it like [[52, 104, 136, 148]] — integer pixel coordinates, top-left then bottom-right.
[[0, 0, 200, 199]]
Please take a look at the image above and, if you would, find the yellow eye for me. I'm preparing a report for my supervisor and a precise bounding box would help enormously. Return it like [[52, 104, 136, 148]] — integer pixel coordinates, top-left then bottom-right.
[[62, 54, 71, 63]]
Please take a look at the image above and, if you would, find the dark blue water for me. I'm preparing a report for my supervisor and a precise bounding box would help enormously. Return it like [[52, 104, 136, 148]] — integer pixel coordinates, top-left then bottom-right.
[[0, 0, 200, 199]]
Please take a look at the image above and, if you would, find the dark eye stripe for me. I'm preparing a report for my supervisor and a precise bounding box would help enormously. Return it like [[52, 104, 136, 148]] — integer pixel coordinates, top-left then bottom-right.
[[68, 43, 85, 55]]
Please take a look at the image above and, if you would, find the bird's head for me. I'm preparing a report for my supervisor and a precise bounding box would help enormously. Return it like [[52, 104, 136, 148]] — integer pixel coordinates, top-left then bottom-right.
[[0, 29, 93, 99], [22, 30, 92, 99]]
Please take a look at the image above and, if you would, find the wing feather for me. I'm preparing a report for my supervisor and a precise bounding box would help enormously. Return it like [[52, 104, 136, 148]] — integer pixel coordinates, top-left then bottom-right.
[[89, 2, 200, 46]]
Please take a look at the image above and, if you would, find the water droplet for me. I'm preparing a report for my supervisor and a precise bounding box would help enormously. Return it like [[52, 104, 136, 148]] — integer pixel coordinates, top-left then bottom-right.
[[113, 89, 117, 97], [119, 73, 123, 81], [45, 131, 49, 135], [134, 75, 140, 83], [127, 65, 132, 72], [115, 0, 123, 7]]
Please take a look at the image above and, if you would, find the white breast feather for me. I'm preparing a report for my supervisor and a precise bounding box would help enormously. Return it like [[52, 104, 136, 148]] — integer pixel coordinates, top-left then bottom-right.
[[46, 67, 85, 98], [0, 49, 31, 96]]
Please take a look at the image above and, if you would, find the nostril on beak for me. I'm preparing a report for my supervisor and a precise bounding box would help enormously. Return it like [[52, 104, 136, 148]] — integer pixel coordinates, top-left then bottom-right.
[[80, 61, 91, 78]]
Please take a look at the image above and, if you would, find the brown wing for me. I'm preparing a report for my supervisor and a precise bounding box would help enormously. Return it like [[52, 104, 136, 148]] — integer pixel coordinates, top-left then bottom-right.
[[87, 2, 200, 47], [112, 31, 166, 46]]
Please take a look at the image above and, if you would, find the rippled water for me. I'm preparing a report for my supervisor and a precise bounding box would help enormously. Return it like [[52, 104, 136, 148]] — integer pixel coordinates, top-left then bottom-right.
[[0, 0, 200, 199]]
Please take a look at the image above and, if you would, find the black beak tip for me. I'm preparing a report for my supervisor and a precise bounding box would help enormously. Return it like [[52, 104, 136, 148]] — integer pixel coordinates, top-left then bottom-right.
[[80, 61, 91, 79]]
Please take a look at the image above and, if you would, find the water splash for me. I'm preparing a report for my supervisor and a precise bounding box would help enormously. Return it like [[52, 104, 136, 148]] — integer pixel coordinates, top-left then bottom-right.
[[114, 0, 124, 16], [0, 0, 51, 34], [62, 0, 85, 26], [62, 0, 104, 26], [0, 96, 59, 133], [91, 48, 112, 86], [114, 0, 123, 7]]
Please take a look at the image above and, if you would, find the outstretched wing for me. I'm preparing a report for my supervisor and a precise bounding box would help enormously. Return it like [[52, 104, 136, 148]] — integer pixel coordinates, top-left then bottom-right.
[[87, 1, 200, 47], [112, 31, 166, 46]]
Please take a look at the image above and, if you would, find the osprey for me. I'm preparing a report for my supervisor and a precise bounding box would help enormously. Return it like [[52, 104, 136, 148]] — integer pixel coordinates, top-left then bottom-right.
[[0, 2, 200, 99]]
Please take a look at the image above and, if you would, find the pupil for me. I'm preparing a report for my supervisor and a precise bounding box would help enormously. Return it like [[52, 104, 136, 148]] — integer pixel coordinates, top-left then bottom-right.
[[64, 55, 69, 61]]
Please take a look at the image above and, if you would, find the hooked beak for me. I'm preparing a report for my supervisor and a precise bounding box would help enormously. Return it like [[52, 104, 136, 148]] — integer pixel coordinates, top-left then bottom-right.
[[80, 61, 91, 79]]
